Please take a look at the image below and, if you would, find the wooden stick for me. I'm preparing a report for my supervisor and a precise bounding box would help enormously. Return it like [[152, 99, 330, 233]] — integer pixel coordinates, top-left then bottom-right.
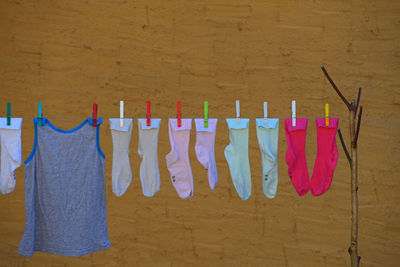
[[353, 106, 363, 146], [338, 129, 351, 164], [354, 88, 362, 119], [320, 65, 352, 110]]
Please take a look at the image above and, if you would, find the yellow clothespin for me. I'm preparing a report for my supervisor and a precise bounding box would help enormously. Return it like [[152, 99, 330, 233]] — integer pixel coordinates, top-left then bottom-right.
[[325, 103, 329, 126]]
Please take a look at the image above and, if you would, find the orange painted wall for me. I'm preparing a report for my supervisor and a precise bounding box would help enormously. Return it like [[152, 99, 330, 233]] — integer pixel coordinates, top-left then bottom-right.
[[0, 0, 399, 266]]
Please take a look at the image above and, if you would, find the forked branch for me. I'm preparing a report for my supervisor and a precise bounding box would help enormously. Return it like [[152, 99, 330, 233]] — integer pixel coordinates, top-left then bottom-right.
[[321, 65, 362, 267]]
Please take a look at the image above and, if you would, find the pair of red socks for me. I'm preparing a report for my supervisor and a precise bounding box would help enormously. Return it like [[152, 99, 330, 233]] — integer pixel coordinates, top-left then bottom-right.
[[284, 118, 339, 196]]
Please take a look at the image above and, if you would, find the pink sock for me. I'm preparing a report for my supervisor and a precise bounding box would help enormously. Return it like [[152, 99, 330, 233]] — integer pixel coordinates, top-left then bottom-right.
[[194, 119, 218, 190], [284, 118, 310, 196], [310, 118, 339, 196], [165, 119, 194, 199]]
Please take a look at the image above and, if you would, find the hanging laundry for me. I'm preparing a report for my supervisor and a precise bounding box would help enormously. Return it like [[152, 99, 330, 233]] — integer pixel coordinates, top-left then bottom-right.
[[310, 118, 339, 196], [224, 118, 251, 201], [194, 118, 218, 190], [137, 118, 162, 197], [0, 118, 22, 195], [18, 118, 110, 257], [255, 118, 279, 199], [109, 118, 133, 197], [284, 118, 310, 196], [165, 118, 194, 199]]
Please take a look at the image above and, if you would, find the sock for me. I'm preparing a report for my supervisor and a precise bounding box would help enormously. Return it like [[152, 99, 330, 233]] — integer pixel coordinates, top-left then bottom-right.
[[256, 118, 279, 199], [109, 118, 133, 197], [194, 118, 218, 190], [310, 118, 339, 196], [224, 118, 251, 201], [137, 118, 162, 197], [284, 118, 309, 196], [0, 118, 22, 195], [165, 119, 194, 199]]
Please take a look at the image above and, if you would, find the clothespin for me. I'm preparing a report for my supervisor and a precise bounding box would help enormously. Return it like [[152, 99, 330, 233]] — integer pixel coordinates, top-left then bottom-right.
[[93, 103, 98, 127], [204, 101, 208, 128], [291, 100, 296, 127], [325, 103, 329, 126], [263, 102, 268, 124], [236, 100, 240, 123], [38, 102, 44, 126], [177, 101, 181, 127], [120, 100, 124, 127], [146, 101, 151, 126], [7, 102, 11, 126]]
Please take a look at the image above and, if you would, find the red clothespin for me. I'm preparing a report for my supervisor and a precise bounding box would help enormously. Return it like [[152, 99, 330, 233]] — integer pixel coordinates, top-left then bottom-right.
[[146, 101, 151, 126], [93, 103, 98, 127], [177, 101, 181, 127]]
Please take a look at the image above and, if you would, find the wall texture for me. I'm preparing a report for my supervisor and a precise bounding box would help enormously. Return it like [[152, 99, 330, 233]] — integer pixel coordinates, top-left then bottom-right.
[[0, 0, 399, 266]]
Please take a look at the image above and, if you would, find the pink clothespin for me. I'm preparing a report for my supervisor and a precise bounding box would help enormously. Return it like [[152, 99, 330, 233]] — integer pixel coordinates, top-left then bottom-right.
[[147, 101, 151, 126], [177, 101, 181, 127], [93, 103, 98, 127]]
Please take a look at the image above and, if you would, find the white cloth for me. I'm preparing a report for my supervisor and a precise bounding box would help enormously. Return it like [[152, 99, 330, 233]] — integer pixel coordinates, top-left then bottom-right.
[[224, 118, 251, 201], [0, 118, 22, 195], [109, 118, 133, 197], [256, 118, 279, 198], [137, 118, 162, 197]]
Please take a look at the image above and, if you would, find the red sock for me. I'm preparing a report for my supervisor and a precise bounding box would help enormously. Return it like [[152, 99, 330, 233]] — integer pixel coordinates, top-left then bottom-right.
[[310, 118, 339, 196], [284, 118, 310, 196]]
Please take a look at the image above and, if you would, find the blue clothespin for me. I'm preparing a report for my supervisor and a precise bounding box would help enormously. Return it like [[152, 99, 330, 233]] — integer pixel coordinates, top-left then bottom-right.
[[7, 102, 11, 126], [38, 102, 44, 126]]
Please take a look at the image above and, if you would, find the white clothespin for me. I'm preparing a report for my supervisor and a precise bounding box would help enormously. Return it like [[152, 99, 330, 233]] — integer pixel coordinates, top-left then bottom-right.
[[264, 102, 268, 124], [120, 100, 124, 127], [291, 100, 296, 127], [236, 100, 240, 123]]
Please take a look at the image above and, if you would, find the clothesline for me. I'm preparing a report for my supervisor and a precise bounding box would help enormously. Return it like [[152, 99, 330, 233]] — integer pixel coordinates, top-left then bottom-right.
[[9, 117, 400, 127]]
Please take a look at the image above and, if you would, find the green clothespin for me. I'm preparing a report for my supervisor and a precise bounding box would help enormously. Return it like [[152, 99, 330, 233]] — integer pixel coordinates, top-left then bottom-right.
[[204, 101, 208, 128], [38, 102, 43, 126], [7, 102, 11, 126]]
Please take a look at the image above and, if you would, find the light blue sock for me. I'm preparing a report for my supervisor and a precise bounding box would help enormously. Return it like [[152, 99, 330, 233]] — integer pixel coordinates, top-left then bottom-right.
[[256, 118, 279, 198], [224, 118, 251, 201]]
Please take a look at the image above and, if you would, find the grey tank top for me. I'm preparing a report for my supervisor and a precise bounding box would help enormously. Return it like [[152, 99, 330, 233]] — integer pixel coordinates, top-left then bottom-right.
[[18, 117, 110, 257]]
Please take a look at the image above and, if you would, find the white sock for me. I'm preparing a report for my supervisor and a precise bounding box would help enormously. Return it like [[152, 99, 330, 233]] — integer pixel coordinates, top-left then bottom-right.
[[0, 118, 22, 195], [109, 118, 133, 197], [137, 118, 161, 197], [256, 118, 279, 198], [224, 118, 251, 201]]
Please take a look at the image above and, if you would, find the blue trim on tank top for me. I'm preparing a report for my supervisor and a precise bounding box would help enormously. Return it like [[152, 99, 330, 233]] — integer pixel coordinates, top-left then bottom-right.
[[93, 119, 106, 159], [46, 118, 89, 133], [24, 118, 105, 164]]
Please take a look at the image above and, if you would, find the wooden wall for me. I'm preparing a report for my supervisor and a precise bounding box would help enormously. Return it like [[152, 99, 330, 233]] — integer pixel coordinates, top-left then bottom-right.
[[0, 0, 399, 266]]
